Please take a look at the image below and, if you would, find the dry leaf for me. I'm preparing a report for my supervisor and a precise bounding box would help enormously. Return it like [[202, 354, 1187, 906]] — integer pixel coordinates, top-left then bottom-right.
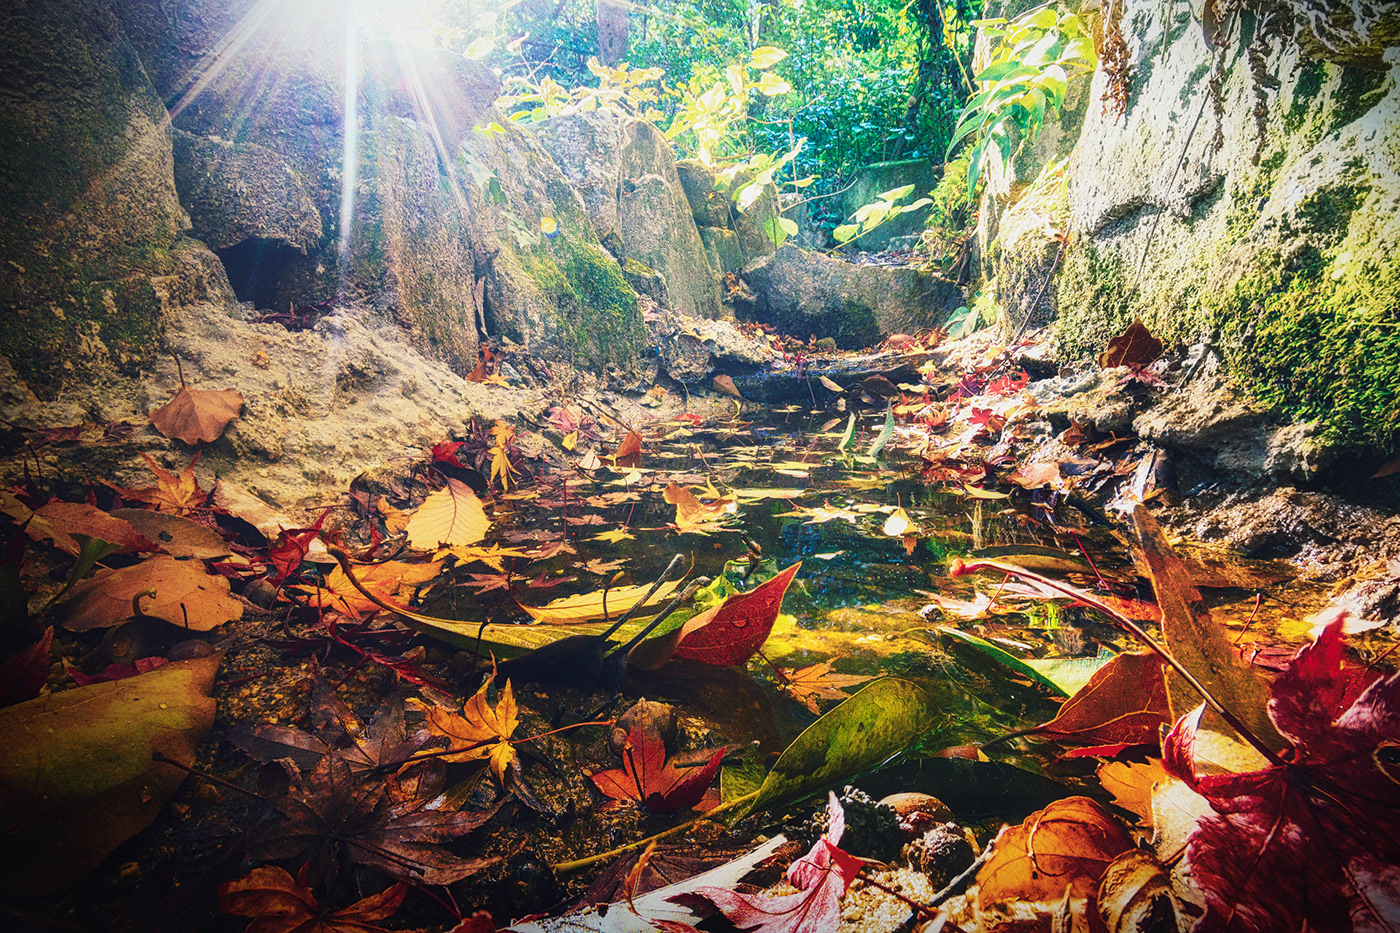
[[0, 495, 156, 556], [517, 581, 681, 625], [109, 509, 230, 560], [613, 431, 643, 468], [104, 453, 211, 514], [1097, 319, 1163, 371], [713, 374, 743, 399], [777, 662, 876, 714], [150, 384, 243, 444], [56, 555, 244, 632], [977, 796, 1134, 908], [406, 479, 490, 549], [663, 482, 738, 531], [219, 865, 407, 933], [1097, 759, 1169, 829], [289, 559, 442, 617], [409, 679, 519, 785]]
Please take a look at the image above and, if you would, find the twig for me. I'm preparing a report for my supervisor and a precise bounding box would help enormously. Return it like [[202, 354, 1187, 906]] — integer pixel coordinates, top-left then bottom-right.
[[552, 790, 761, 873], [928, 838, 995, 907]]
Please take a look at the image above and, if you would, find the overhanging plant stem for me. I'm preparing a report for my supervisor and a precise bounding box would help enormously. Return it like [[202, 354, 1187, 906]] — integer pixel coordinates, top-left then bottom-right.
[[949, 557, 1287, 767]]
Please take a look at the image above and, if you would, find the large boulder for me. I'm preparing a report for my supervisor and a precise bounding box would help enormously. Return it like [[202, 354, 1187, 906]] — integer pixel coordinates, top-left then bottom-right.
[[675, 159, 779, 274], [841, 159, 941, 250], [1056, 0, 1400, 451], [743, 245, 963, 348], [537, 111, 722, 319], [0, 0, 190, 393]]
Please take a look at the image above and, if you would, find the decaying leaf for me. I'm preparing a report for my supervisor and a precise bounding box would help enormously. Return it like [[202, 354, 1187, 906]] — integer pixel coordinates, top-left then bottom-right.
[[105, 453, 211, 514], [406, 479, 490, 549], [976, 796, 1134, 909], [1034, 651, 1171, 749], [0, 654, 221, 896], [776, 662, 876, 714], [713, 374, 743, 399], [1098, 319, 1163, 370], [590, 720, 728, 813], [410, 677, 520, 786], [56, 554, 244, 632], [150, 383, 244, 444], [109, 508, 231, 560], [0, 495, 157, 557], [288, 559, 442, 617], [218, 864, 406, 933], [1097, 849, 1187, 933], [613, 430, 643, 467]]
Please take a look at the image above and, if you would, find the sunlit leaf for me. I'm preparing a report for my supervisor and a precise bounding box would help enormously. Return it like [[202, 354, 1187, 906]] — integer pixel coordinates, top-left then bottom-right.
[[517, 581, 681, 625], [149, 384, 243, 444], [406, 479, 490, 549], [410, 678, 519, 785]]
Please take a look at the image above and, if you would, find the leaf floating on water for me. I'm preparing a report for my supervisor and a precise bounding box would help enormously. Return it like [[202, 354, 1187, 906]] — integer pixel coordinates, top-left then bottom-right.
[[406, 479, 490, 549], [881, 506, 911, 536], [663, 481, 738, 532], [590, 721, 728, 813], [411, 678, 520, 786], [0, 654, 220, 896], [671, 562, 801, 666], [218, 865, 407, 933], [613, 430, 643, 468], [150, 384, 243, 444], [518, 581, 681, 625], [776, 662, 876, 714]]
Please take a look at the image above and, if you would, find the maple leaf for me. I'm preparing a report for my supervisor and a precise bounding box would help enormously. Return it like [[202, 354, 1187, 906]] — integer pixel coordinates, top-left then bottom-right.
[[441, 543, 531, 571], [1163, 615, 1400, 933], [589, 721, 729, 813], [613, 430, 643, 468], [593, 527, 634, 544], [985, 370, 1030, 396], [431, 440, 470, 469], [663, 481, 738, 532], [405, 479, 490, 549], [674, 792, 863, 932], [777, 662, 876, 714], [409, 677, 520, 785], [462, 571, 514, 594], [489, 444, 517, 492], [1098, 318, 1164, 370], [104, 453, 210, 514], [219, 863, 405, 933], [1033, 651, 1171, 749], [248, 753, 496, 888], [288, 560, 442, 618], [150, 383, 243, 444], [268, 512, 329, 584], [546, 405, 579, 433]]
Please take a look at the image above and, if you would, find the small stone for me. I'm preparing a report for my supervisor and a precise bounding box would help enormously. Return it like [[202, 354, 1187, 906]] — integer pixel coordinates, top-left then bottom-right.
[[903, 822, 975, 889]]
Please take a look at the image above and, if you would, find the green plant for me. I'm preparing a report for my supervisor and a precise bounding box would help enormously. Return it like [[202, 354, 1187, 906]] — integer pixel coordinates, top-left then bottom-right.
[[665, 45, 791, 165], [831, 184, 933, 248], [499, 58, 667, 125], [948, 3, 1095, 199]]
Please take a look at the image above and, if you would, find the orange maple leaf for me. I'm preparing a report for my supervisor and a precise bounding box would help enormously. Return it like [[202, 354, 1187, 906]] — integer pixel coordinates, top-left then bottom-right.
[[409, 678, 519, 785], [288, 560, 442, 617], [103, 453, 211, 514], [218, 863, 406, 933]]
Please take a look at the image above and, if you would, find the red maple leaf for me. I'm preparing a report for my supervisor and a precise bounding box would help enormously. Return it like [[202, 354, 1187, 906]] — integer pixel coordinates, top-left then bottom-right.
[[589, 721, 728, 813], [267, 509, 329, 584], [431, 441, 470, 469], [1163, 615, 1400, 933], [672, 792, 863, 932], [985, 370, 1030, 396], [671, 562, 802, 666]]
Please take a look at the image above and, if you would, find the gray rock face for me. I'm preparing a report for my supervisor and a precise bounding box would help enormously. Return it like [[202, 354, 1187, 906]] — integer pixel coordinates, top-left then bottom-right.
[[172, 131, 323, 252], [537, 111, 722, 318], [743, 245, 963, 348], [646, 308, 777, 384], [841, 159, 940, 250], [0, 0, 190, 392], [675, 159, 779, 274]]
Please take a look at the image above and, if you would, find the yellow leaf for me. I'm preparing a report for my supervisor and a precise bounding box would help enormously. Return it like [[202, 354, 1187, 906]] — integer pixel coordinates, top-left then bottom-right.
[[441, 543, 531, 571], [562, 431, 578, 451], [56, 555, 244, 632], [377, 498, 411, 534], [518, 581, 681, 624], [410, 679, 519, 785], [406, 479, 490, 548], [663, 481, 738, 531], [289, 559, 443, 617], [882, 507, 911, 537], [484, 374, 511, 387], [593, 527, 634, 544], [489, 445, 517, 492], [490, 421, 516, 446]]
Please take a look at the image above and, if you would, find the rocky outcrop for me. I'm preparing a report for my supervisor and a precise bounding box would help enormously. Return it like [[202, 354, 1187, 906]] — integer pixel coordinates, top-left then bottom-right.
[[675, 159, 779, 275], [743, 245, 963, 348], [0, 0, 190, 393], [1052, 0, 1400, 452], [841, 159, 940, 250], [537, 111, 722, 319], [646, 308, 777, 384]]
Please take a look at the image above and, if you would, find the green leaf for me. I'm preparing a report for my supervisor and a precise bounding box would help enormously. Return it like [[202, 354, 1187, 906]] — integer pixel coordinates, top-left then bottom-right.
[[1040, 64, 1068, 106], [1023, 7, 1058, 29], [966, 140, 987, 201], [837, 413, 856, 451], [746, 679, 935, 815], [832, 223, 859, 244], [867, 404, 894, 458], [755, 71, 790, 96], [749, 46, 789, 69], [938, 626, 1069, 695], [762, 215, 795, 248], [464, 36, 495, 60], [876, 183, 915, 202], [974, 61, 1030, 83]]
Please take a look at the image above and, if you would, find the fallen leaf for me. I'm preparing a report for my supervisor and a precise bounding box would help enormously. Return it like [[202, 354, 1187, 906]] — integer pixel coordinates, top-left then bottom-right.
[[56, 554, 244, 632], [1034, 651, 1171, 748], [881, 507, 911, 537], [0, 654, 220, 896], [613, 430, 643, 468], [218, 864, 406, 933], [150, 384, 244, 444], [1097, 850, 1187, 933], [976, 796, 1134, 909], [713, 375, 743, 399], [1163, 615, 1400, 933], [776, 662, 876, 714], [108, 508, 230, 560], [411, 677, 520, 785], [674, 792, 862, 933], [593, 527, 635, 544], [406, 479, 490, 549], [104, 453, 211, 514], [1098, 319, 1163, 370], [1133, 505, 1282, 749], [663, 482, 738, 531], [517, 580, 681, 625], [671, 562, 801, 666], [1096, 758, 1169, 829], [0, 626, 52, 708], [0, 495, 156, 556], [289, 559, 442, 618], [590, 720, 728, 813]]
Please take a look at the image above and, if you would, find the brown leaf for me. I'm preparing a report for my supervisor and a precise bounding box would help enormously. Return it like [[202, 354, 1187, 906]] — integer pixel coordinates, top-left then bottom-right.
[[663, 481, 738, 531], [713, 374, 743, 399], [1097, 850, 1186, 933], [109, 508, 230, 560], [0, 654, 220, 895], [0, 495, 157, 556], [1132, 505, 1282, 749], [288, 559, 443, 618], [56, 554, 244, 632], [150, 384, 243, 444], [777, 662, 876, 714], [218, 865, 407, 933], [104, 453, 211, 514], [613, 430, 643, 468], [976, 796, 1133, 908], [409, 678, 520, 786], [1034, 651, 1170, 748], [1097, 319, 1163, 370]]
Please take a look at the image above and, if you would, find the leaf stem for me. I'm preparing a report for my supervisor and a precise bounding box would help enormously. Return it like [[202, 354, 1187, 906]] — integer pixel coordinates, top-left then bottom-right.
[[552, 790, 760, 874]]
